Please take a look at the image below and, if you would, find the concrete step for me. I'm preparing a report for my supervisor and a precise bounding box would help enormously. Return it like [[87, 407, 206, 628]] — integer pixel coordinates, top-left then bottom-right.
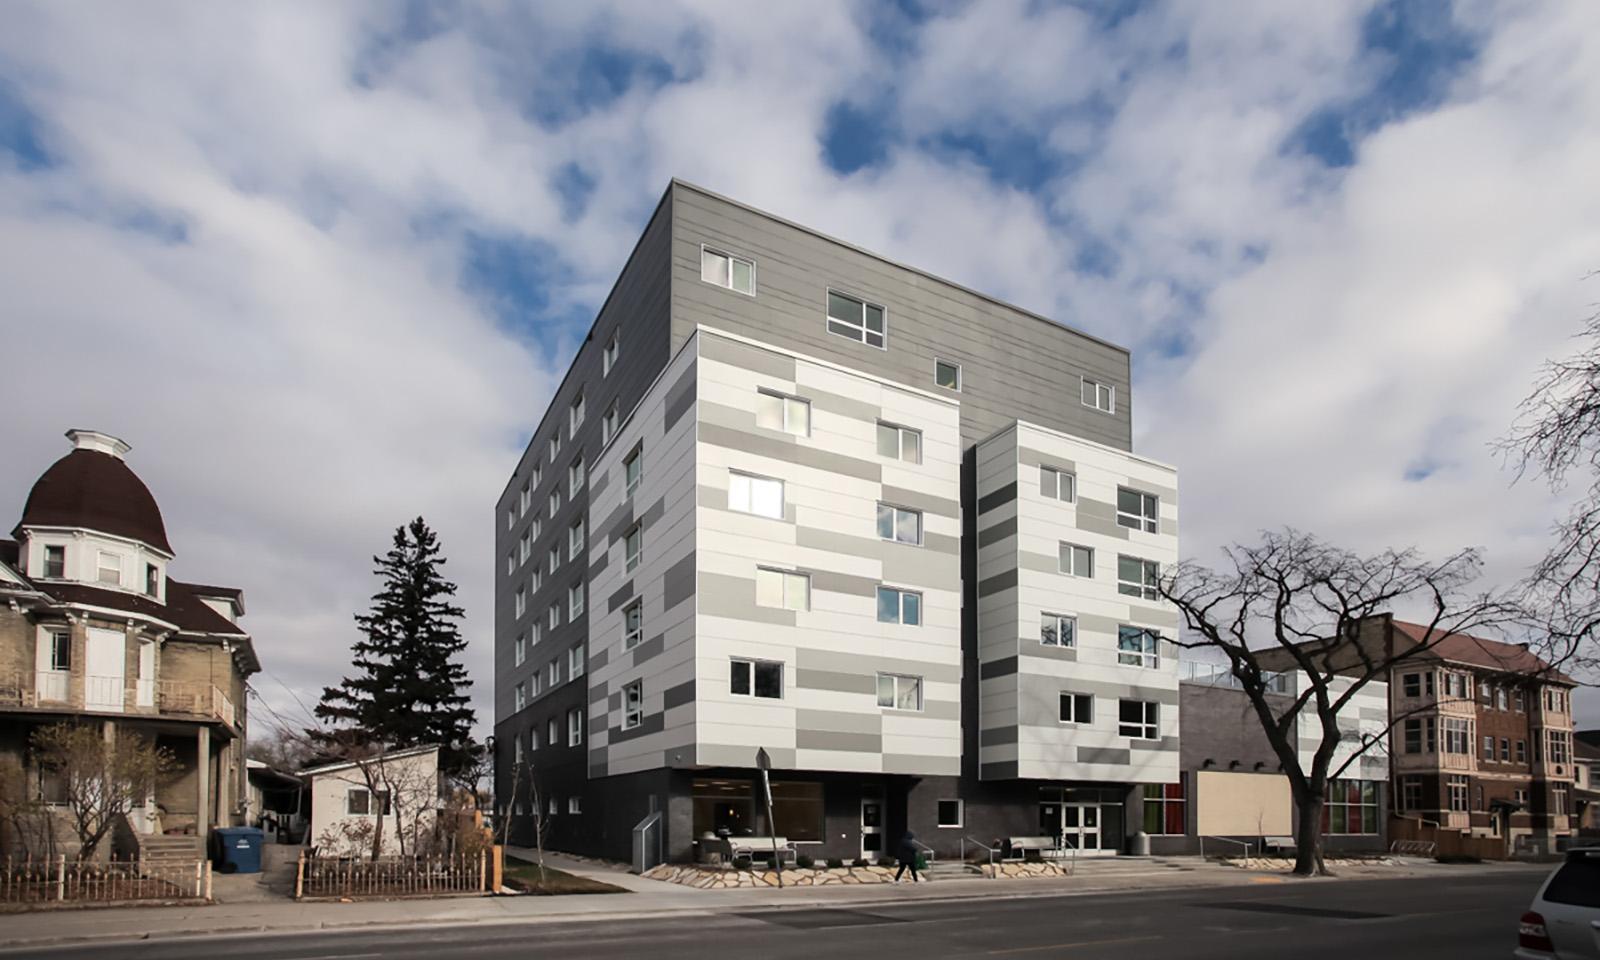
[[139, 835, 203, 863]]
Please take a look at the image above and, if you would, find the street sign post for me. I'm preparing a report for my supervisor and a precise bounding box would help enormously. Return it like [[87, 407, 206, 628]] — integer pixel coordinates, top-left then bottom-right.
[[756, 747, 782, 887]]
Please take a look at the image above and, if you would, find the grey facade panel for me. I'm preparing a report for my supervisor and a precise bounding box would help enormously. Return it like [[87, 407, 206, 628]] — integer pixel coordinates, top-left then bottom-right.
[[978, 516, 1017, 547], [978, 569, 1018, 597], [697, 419, 884, 484], [606, 582, 634, 614], [610, 712, 666, 745], [663, 679, 696, 711], [1077, 747, 1132, 766], [980, 761, 1019, 780], [980, 656, 1018, 680], [662, 552, 697, 611], [795, 668, 877, 696], [808, 569, 880, 598], [795, 729, 883, 754], [1075, 497, 1129, 540], [662, 358, 699, 435], [978, 482, 1017, 515], [697, 571, 799, 627]]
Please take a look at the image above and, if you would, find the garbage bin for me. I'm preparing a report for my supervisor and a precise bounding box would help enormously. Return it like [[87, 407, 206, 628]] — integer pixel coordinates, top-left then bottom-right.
[[212, 826, 264, 874], [1131, 830, 1151, 856]]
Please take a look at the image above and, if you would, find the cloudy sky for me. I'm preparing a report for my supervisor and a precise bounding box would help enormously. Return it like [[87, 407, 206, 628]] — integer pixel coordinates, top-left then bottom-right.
[[3, 0, 1598, 735]]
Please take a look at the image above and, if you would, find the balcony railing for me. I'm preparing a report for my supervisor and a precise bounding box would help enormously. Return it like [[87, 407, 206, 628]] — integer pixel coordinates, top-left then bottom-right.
[[0, 672, 237, 728]]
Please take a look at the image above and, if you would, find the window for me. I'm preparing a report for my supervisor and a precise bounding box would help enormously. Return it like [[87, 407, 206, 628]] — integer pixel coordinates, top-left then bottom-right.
[[1324, 780, 1379, 835], [826, 289, 885, 348], [46, 630, 70, 671], [568, 708, 583, 746], [1403, 718, 1429, 753], [514, 682, 526, 712], [549, 546, 561, 575], [514, 632, 526, 667], [569, 645, 584, 680], [602, 403, 619, 444], [548, 796, 558, 816], [514, 735, 524, 764], [756, 389, 810, 436], [729, 472, 785, 519], [547, 718, 559, 748], [1059, 542, 1094, 578], [1500, 738, 1510, 762], [624, 446, 642, 495], [144, 563, 160, 596], [569, 582, 584, 618], [514, 586, 526, 618], [755, 568, 809, 611], [1424, 671, 1436, 696], [520, 482, 532, 516], [936, 800, 964, 829], [623, 680, 643, 730], [549, 433, 561, 461], [624, 524, 642, 573], [1119, 700, 1159, 739], [569, 518, 585, 560], [548, 658, 561, 688], [1443, 717, 1471, 755], [1059, 692, 1092, 724], [876, 503, 922, 545], [43, 545, 65, 578], [1447, 775, 1468, 813], [1116, 487, 1159, 533], [1516, 739, 1527, 763], [1549, 730, 1572, 766], [1402, 673, 1421, 697], [96, 552, 121, 585], [701, 246, 755, 294], [1446, 673, 1468, 699], [1142, 783, 1186, 835], [569, 457, 585, 492], [570, 393, 585, 433], [1514, 689, 1525, 712], [531, 668, 543, 696], [1483, 735, 1495, 762], [507, 506, 515, 531], [876, 422, 921, 463], [347, 789, 371, 816], [877, 673, 923, 711], [1081, 377, 1114, 413], [1401, 778, 1423, 811], [934, 358, 961, 391], [567, 796, 583, 815], [528, 728, 539, 753], [1554, 786, 1569, 817], [876, 586, 922, 625], [603, 333, 619, 375], [1041, 613, 1077, 648], [1040, 467, 1075, 502], [549, 487, 562, 518], [1117, 555, 1160, 599], [730, 658, 783, 699], [623, 600, 643, 650], [514, 531, 529, 565], [1117, 625, 1160, 669], [548, 603, 560, 630]]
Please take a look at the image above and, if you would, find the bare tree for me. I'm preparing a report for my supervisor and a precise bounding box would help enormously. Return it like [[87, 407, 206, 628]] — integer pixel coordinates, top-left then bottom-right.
[[0, 754, 56, 858], [495, 758, 550, 885], [1161, 529, 1518, 876], [30, 723, 177, 861]]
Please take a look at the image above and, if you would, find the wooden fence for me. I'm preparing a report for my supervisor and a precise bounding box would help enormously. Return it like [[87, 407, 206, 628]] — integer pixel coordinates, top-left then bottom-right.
[[295, 848, 500, 900], [0, 855, 211, 905], [1388, 816, 1508, 860]]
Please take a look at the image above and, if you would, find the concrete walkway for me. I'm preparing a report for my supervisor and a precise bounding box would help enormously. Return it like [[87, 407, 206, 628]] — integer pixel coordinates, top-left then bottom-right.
[[0, 856, 1549, 952]]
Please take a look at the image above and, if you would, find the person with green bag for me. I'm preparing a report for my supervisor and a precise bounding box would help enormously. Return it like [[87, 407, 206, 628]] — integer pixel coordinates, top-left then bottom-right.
[[893, 831, 922, 883]]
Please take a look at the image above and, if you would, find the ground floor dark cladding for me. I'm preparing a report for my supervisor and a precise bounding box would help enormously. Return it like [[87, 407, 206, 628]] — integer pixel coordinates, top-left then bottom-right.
[[504, 766, 1163, 865]]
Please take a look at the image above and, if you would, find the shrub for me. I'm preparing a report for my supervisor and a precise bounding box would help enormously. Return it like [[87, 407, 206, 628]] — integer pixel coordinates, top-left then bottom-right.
[[732, 855, 753, 871], [795, 853, 815, 869], [825, 857, 845, 869], [851, 858, 868, 868]]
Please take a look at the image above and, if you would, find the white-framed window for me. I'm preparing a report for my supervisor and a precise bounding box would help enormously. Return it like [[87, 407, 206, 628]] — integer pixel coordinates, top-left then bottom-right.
[[729, 471, 785, 519], [549, 433, 561, 462], [934, 358, 961, 391], [1117, 625, 1161, 669], [1116, 487, 1159, 533], [347, 788, 372, 816], [730, 658, 783, 699], [548, 658, 561, 688], [506, 551, 515, 575], [514, 632, 527, 667], [569, 456, 585, 493], [1059, 542, 1094, 578], [624, 445, 642, 495], [936, 799, 963, 829], [603, 332, 619, 375], [624, 524, 642, 573], [548, 718, 558, 747], [142, 561, 157, 596], [756, 389, 810, 436], [876, 673, 923, 711], [1041, 613, 1076, 648], [514, 681, 526, 712], [532, 668, 543, 697], [876, 503, 923, 545], [1443, 717, 1472, 754], [1119, 699, 1159, 739], [1040, 466, 1075, 502], [623, 679, 643, 730], [568, 646, 585, 680], [520, 482, 532, 516], [519, 530, 532, 564], [570, 393, 585, 434], [1447, 775, 1469, 812], [876, 421, 922, 463], [43, 544, 65, 578], [826, 289, 886, 348], [1117, 555, 1160, 600], [568, 582, 584, 618], [45, 629, 70, 672], [549, 546, 561, 575], [530, 566, 541, 592], [514, 586, 526, 618], [755, 567, 809, 611], [602, 403, 619, 444], [514, 735, 525, 764], [1059, 692, 1092, 724], [548, 796, 558, 816], [568, 796, 583, 815], [876, 586, 922, 625], [96, 551, 121, 586], [568, 708, 583, 746], [529, 726, 540, 751], [1081, 377, 1114, 413], [549, 487, 562, 518], [507, 506, 515, 531], [701, 246, 755, 295], [548, 603, 561, 631], [623, 600, 643, 650], [569, 518, 584, 560]]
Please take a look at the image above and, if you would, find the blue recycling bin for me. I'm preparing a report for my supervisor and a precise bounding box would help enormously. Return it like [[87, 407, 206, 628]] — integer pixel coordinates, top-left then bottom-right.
[[212, 826, 263, 874]]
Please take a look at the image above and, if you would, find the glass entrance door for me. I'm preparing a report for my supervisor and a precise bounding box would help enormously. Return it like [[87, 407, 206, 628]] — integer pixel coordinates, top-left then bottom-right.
[[1063, 803, 1101, 851], [861, 797, 884, 861]]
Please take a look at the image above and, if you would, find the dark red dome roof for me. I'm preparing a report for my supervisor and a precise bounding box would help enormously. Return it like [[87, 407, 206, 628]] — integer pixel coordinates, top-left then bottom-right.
[[16, 448, 173, 554]]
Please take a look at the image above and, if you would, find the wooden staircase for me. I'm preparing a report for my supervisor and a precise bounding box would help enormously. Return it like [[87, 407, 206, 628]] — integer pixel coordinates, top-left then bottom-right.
[[139, 834, 203, 869]]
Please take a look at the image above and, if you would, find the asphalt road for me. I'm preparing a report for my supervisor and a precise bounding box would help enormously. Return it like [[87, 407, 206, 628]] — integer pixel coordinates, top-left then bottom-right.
[[3, 870, 1547, 960]]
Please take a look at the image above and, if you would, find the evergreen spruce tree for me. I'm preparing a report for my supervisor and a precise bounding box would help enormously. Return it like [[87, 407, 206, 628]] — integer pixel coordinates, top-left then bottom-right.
[[314, 517, 481, 783]]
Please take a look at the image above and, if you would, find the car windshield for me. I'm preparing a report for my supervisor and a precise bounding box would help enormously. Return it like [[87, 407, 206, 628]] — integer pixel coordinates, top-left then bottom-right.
[[1544, 856, 1600, 908]]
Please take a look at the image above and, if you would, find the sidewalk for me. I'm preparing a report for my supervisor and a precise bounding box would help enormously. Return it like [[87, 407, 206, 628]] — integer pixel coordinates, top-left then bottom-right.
[[0, 855, 1548, 952]]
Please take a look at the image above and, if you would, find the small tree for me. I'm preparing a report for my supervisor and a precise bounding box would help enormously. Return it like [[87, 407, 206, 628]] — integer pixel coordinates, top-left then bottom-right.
[[31, 723, 177, 861], [0, 754, 56, 859], [1161, 529, 1516, 876]]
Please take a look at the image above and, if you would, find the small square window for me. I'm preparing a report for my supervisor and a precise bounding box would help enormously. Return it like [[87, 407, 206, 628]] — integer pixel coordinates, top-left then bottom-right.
[[876, 422, 922, 463], [1059, 692, 1093, 724], [1117, 625, 1161, 669], [826, 289, 886, 348], [1041, 613, 1076, 648], [1117, 555, 1160, 600], [96, 551, 121, 586], [701, 247, 755, 295], [934, 359, 961, 391], [1116, 487, 1159, 533], [1040, 467, 1075, 503], [936, 799, 963, 828], [729, 472, 785, 519], [730, 658, 784, 699], [1059, 543, 1094, 578], [876, 586, 922, 625], [43, 545, 65, 578], [1118, 699, 1159, 739], [755, 568, 809, 611], [876, 673, 923, 711], [568, 796, 583, 815], [756, 390, 810, 436], [1081, 378, 1114, 413], [876, 503, 922, 545]]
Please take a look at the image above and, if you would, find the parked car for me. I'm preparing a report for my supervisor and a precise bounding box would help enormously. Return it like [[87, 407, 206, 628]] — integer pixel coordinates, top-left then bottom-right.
[[1517, 847, 1600, 958]]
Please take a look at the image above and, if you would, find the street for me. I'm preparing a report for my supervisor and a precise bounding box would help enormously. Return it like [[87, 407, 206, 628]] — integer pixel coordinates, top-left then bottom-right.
[[1, 869, 1547, 960]]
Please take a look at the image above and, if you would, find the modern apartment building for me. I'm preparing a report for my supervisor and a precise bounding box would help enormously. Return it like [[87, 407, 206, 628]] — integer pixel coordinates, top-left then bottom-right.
[[493, 180, 1180, 863]]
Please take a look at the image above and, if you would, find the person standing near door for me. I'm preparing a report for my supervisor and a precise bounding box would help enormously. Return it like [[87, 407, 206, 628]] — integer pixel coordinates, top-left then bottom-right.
[[893, 831, 921, 883]]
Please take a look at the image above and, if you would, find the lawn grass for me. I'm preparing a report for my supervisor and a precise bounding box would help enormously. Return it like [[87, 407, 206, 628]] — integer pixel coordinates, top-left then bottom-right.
[[502, 857, 629, 895]]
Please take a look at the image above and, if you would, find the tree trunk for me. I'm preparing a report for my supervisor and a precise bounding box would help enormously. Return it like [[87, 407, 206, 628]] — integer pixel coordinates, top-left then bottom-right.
[[1293, 795, 1327, 876]]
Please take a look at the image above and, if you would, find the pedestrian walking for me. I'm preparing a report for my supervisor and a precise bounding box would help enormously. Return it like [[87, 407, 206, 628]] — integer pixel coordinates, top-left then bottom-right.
[[894, 831, 921, 883]]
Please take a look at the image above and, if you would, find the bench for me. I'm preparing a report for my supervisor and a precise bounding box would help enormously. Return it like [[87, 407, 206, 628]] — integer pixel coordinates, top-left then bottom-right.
[[698, 835, 796, 865], [1260, 836, 1295, 855], [1004, 836, 1060, 860]]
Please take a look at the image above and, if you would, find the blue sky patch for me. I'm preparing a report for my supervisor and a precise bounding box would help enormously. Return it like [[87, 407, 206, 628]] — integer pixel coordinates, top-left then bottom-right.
[[0, 80, 57, 171]]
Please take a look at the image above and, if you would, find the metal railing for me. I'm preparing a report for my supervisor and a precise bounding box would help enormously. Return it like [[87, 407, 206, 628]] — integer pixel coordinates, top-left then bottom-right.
[[1390, 839, 1437, 857], [960, 836, 999, 878], [632, 811, 663, 874], [911, 838, 937, 864], [1178, 661, 1292, 694], [1198, 836, 1255, 861]]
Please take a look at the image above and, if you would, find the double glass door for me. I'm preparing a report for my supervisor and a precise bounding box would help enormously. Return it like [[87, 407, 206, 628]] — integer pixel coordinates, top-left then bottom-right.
[[1041, 802, 1104, 853]]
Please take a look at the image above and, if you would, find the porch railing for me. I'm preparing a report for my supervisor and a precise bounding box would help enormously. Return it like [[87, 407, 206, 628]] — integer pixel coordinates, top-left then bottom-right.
[[0, 671, 238, 727]]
